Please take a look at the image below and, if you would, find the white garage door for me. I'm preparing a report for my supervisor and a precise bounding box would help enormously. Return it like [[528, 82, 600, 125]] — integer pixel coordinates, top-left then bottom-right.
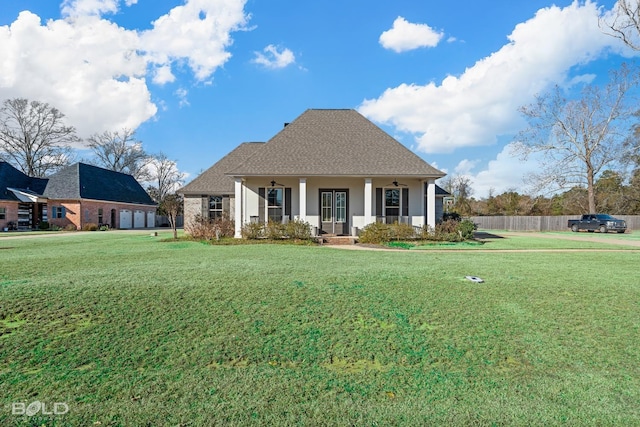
[[134, 210, 145, 228], [146, 211, 155, 228], [119, 210, 132, 229]]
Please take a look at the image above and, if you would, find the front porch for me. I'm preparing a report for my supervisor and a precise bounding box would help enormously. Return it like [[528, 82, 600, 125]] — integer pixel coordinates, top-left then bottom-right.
[[233, 176, 440, 238]]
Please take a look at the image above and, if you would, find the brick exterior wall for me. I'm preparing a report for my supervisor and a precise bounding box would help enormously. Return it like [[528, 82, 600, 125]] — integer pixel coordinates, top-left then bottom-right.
[[48, 200, 156, 230], [183, 195, 235, 234], [0, 202, 18, 230], [183, 195, 207, 230]]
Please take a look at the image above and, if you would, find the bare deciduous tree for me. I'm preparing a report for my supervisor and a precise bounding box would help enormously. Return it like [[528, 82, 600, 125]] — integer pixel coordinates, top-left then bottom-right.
[[440, 174, 474, 216], [159, 193, 183, 239], [512, 64, 640, 213], [600, 0, 640, 51], [146, 152, 186, 204], [0, 98, 79, 177], [87, 128, 150, 181]]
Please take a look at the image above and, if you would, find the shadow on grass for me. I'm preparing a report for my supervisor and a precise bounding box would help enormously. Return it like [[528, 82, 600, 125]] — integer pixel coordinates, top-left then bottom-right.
[[474, 232, 505, 239]]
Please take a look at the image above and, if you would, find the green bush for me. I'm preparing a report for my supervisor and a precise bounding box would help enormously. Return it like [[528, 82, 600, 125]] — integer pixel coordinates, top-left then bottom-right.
[[99, 225, 109, 231], [458, 219, 476, 240], [38, 221, 50, 230], [422, 219, 476, 242], [359, 222, 392, 244], [83, 223, 99, 231]]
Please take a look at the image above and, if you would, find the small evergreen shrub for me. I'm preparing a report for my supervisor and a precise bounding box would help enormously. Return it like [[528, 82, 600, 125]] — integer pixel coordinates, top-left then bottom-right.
[[38, 221, 50, 230], [458, 219, 476, 240]]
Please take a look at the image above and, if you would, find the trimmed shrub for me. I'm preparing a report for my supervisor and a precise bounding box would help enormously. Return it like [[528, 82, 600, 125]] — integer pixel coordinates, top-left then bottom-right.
[[285, 219, 312, 240], [83, 223, 99, 231], [38, 221, 50, 230], [64, 224, 78, 231], [264, 221, 286, 240], [359, 222, 393, 244], [241, 222, 264, 240]]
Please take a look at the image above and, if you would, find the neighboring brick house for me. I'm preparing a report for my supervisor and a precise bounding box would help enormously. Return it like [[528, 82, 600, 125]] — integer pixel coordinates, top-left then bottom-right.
[[180, 109, 449, 237], [1, 161, 156, 231]]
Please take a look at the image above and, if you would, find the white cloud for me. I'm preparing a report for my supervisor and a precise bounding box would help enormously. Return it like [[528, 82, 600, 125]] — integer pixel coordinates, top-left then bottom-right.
[[455, 143, 546, 198], [360, 1, 631, 154], [141, 0, 250, 81], [252, 44, 296, 69], [61, 0, 119, 17], [379, 16, 444, 52], [175, 88, 190, 108], [0, 0, 249, 138]]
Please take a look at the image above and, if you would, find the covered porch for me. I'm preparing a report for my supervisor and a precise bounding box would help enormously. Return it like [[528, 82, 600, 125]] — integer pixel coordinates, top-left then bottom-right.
[[233, 176, 440, 238]]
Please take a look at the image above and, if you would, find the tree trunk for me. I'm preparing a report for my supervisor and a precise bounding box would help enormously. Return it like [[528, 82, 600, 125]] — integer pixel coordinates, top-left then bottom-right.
[[587, 165, 596, 213]]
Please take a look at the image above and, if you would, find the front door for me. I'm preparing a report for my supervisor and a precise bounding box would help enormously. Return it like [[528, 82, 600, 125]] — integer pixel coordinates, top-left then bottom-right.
[[320, 189, 348, 235]]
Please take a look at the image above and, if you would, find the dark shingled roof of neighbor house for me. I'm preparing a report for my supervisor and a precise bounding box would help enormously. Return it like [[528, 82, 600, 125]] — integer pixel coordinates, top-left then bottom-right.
[[43, 163, 155, 205], [227, 109, 445, 178], [179, 142, 264, 195], [0, 161, 48, 201]]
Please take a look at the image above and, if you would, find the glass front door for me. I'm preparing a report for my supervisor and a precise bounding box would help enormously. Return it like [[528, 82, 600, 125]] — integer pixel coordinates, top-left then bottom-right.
[[320, 189, 348, 235]]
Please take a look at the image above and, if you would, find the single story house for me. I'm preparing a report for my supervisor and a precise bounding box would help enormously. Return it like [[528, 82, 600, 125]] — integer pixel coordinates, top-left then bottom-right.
[[180, 109, 448, 237], [1, 161, 156, 230]]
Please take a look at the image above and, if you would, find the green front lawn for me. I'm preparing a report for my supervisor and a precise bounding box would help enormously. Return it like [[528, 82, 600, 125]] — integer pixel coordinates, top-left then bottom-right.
[[1, 232, 639, 425]]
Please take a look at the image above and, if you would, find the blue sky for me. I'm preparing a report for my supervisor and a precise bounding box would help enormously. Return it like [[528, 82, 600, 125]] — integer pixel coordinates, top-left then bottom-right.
[[0, 0, 635, 197]]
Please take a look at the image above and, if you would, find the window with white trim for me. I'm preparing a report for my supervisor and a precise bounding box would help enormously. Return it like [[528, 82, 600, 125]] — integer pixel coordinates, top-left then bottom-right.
[[384, 188, 400, 218], [0, 207, 5, 220], [267, 188, 283, 222]]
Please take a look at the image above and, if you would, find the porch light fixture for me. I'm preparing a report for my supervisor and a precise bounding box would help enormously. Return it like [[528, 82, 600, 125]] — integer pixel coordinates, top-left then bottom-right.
[[270, 180, 284, 187]]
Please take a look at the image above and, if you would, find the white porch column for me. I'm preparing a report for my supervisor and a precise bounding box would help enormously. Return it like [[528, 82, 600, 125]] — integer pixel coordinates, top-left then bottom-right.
[[427, 178, 436, 229], [234, 177, 243, 238], [299, 178, 307, 222], [364, 178, 373, 225]]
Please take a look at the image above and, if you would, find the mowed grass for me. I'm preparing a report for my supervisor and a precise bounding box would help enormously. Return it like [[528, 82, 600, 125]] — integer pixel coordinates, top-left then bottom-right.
[[1, 232, 639, 426]]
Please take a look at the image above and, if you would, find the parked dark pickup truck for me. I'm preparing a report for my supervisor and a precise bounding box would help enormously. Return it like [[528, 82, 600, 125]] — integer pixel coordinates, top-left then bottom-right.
[[568, 214, 627, 233]]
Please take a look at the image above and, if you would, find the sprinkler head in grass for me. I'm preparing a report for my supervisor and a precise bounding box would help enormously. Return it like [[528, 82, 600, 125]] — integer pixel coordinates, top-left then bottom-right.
[[465, 276, 484, 283]]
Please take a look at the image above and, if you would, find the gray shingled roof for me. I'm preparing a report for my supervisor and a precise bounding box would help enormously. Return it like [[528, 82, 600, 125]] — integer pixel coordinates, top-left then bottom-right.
[[179, 143, 264, 195], [44, 163, 155, 205], [227, 109, 445, 177], [0, 162, 48, 201]]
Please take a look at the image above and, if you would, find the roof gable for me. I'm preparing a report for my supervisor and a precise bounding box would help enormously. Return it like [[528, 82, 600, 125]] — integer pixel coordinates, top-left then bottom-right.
[[44, 163, 155, 205], [179, 143, 263, 195], [0, 161, 48, 201], [228, 109, 444, 177]]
